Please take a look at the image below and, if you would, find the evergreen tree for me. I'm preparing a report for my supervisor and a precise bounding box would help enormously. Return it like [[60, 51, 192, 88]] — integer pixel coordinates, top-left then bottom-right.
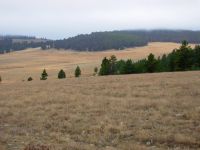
[[58, 69, 66, 79], [176, 41, 191, 70], [109, 55, 117, 75], [99, 57, 110, 75], [40, 69, 48, 80], [0, 76, 2, 83], [145, 53, 157, 73], [194, 45, 200, 67], [75, 66, 81, 77], [124, 59, 135, 74], [116, 60, 126, 74]]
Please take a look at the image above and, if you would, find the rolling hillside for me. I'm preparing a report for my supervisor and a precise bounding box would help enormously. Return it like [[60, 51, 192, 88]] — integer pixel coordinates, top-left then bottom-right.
[[0, 42, 193, 83], [1, 30, 200, 53]]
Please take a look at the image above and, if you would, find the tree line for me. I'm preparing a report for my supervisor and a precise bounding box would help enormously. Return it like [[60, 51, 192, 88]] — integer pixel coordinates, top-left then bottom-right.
[[52, 30, 200, 51], [0, 36, 48, 53], [99, 41, 200, 75], [2, 30, 200, 53]]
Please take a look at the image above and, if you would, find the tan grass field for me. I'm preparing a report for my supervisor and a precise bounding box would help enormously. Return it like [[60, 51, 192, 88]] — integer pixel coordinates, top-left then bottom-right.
[[0, 42, 200, 150], [0, 42, 193, 83]]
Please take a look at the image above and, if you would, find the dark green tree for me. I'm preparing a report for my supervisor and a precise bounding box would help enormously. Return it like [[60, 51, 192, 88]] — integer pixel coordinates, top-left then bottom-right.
[[109, 55, 117, 75], [99, 57, 110, 75], [40, 69, 48, 80], [116, 60, 126, 74], [146, 53, 157, 73], [194, 45, 200, 68], [175, 41, 193, 71], [58, 69, 66, 79], [75, 66, 81, 77], [124, 59, 135, 74]]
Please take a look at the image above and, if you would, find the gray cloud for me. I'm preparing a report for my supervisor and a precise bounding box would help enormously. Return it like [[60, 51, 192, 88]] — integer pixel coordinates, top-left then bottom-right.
[[0, 0, 200, 39]]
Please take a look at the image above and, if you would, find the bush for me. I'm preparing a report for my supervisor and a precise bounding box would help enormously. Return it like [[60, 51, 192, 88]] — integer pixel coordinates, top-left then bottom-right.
[[40, 69, 48, 80], [75, 66, 81, 77], [58, 69, 66, 79], [27, 77, 33, 81]]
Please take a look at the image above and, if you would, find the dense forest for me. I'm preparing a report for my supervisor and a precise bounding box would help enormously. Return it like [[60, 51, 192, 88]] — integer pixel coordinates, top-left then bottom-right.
[[53, 30, 200, 51], [99, 41, 200, 75], [1, 30, 200, 53]]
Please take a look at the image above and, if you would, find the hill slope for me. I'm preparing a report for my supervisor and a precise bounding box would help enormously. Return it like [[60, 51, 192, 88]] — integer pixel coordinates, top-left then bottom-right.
[[0, 42, 193, 83], [53, 30, 200, 51], [0, 71, 200, 149], [1, 30, 200, 52]]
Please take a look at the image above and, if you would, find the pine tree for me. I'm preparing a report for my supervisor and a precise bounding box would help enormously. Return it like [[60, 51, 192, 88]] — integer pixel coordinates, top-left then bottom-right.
[[0, 76, 2, 83], [124, 59, 135, 74], [40, 69, 48, 80], [146, 53, 157, 73], [109, 55, 117, 75], [58, 69, 66, 79], [99, 57, 110, 75], [75, 66, 81, 77]]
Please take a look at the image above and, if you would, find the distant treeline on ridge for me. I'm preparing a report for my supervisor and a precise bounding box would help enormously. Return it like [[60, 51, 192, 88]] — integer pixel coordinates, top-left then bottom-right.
[[1, 30, 200, 53]]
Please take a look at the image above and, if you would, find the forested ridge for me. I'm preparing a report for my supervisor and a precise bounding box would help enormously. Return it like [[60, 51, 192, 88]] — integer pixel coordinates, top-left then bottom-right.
[[1, 30, 200, 53], [53, 30, 200, 51]]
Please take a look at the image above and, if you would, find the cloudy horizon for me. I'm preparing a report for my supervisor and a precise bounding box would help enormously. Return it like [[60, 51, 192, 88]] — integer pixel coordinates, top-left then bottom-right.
[[0, 0, 199, 39]]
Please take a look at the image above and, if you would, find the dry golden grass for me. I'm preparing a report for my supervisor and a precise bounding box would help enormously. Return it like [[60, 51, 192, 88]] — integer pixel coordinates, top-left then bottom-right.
[[0, 42, 195, 83], [0, 71, 200, 150], [0, 42, 200, 150]]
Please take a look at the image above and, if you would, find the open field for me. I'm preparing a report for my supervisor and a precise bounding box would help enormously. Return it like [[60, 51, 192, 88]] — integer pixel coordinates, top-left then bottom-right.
[[0, 42, 200, 150], [0, 71, 200, 150], [0, 42, 195, 83]]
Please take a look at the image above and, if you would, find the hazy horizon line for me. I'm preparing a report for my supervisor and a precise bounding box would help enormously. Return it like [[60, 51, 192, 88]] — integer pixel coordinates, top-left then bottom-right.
[[1, 28, 200, 40]]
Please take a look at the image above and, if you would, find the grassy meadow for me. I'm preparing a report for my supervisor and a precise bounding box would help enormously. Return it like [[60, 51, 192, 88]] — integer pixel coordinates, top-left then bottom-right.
[[0, 42, 200, 150]]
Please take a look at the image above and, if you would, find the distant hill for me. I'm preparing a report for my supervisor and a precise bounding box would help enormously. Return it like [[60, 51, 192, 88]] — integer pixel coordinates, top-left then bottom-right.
[[1, 30, 200, 53], [53, 30, 200, 51], [0, 35, 48, 53]]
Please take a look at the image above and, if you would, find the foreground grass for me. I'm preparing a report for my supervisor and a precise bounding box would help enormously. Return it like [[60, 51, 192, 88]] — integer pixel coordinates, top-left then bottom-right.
[[0, 71, 200, 150]]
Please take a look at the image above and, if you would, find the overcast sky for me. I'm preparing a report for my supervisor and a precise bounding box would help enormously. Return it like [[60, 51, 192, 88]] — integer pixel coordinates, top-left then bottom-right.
[[0, 0, 199, 39]]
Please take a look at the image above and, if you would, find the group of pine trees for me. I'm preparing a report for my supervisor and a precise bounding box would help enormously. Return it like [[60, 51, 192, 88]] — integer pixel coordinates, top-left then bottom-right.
[[27, 66, 81, 81], [99, 41, 200, 75], [40, 66, 81, 80], [0, 66, 82, 83]]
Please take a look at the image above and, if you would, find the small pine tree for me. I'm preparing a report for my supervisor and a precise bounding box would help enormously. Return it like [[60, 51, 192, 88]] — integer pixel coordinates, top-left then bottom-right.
[[75, 66, 81, 77], [58, 69, 66, 79], [0, 76, 2, 83], [40, 69, 48, 80], [27, 77, 33, 81]]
